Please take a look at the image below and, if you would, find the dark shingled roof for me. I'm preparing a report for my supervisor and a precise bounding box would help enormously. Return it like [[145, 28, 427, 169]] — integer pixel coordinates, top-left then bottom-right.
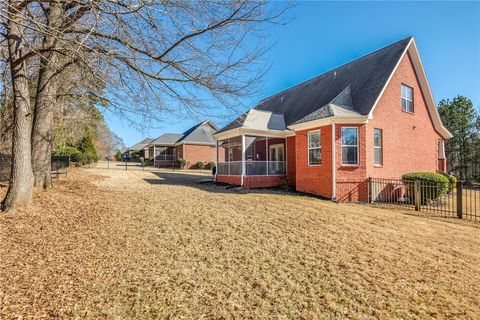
[[217, 37, 411, 133], [177, 120, 218, 145], [149, 120, 218, 146], [129, 138, 154, 150]]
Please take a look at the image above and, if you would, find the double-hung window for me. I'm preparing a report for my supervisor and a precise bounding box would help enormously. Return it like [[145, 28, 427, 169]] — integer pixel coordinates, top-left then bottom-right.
[[401, 84, 413, 112], [308, 130, 321, 165], [374, 128, 382, 166], [341, 127, 358, 165]]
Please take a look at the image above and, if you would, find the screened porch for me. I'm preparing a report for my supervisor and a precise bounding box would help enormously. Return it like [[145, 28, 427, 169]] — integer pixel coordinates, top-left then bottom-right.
[[216, 135, 286, 176]]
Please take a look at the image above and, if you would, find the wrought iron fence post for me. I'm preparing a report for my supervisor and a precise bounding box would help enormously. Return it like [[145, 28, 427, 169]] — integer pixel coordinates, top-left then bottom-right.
[[367, 177, 372, 203], [414, 180, 421, 211], [457, 181, 463, 219]]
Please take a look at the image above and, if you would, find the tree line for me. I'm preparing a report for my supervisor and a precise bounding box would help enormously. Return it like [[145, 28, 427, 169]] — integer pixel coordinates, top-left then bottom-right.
[[0, 0, 287, 210], [438, 96, 480, 183]]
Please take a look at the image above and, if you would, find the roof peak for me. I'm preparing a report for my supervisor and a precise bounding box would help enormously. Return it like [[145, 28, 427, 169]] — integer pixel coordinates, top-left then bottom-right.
[[258, 37, 412, 106]]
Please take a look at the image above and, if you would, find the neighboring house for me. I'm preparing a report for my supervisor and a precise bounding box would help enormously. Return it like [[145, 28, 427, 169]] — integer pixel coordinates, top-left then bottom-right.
[[146, 120, 218, 168], [123, 138, 154, 159], [213, 37, 452, 202]]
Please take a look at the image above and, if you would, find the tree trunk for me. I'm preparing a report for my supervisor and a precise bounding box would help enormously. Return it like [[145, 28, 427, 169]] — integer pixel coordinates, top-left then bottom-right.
[[2, 2, 34, 211], [32, 1, 64, 188]]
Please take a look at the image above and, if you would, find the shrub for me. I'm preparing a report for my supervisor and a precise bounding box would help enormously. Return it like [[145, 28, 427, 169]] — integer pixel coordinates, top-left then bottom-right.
[[196, 161, 205, 169], [447, 175, 457, 192], [177, 158, 187, 169], [115, 151, 122, 161], [402, 172, 449, 204], [207, 161, 216, 169], [139, 156, 145, 164]]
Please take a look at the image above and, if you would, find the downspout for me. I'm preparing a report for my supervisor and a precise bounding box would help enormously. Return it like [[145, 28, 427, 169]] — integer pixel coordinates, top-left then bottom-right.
[[331, 121, 336, 201], [153, 145, 156, 167]]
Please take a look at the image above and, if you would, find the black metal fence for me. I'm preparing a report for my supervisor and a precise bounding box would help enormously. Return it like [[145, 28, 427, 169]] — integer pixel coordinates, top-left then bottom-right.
[[368, 178, 479, 222], [0, 154, 69, 182]]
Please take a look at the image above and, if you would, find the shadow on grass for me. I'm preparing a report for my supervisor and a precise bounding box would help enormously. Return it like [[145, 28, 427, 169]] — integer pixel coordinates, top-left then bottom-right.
[[143, 171, 305, 197]]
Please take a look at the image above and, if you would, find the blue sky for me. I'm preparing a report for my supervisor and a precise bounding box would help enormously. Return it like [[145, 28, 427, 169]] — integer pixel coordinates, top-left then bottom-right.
[[105, 1, 480, 147]]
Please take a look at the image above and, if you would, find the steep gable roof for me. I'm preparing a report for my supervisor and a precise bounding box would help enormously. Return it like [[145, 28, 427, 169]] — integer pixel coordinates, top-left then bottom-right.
[[216, 37, 411, 134], [129, 138, 154, 150], [150, 133, 184, 146], [149, 120, 218, 146], [177, 120, 218, 145]]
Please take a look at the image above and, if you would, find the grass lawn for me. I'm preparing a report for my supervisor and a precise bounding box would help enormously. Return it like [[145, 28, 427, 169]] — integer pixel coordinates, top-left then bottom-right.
[[1, 168, 479, 319]]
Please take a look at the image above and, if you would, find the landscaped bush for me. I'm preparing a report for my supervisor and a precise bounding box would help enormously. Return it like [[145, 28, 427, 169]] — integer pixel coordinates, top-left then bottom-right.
[[402, 172, 450, 204], [438, 171, 457, 193], [207, 161, 216, 169], [177, 158, 187, 169], [196, 161, 205, 169], [139, 156, 145, 165]]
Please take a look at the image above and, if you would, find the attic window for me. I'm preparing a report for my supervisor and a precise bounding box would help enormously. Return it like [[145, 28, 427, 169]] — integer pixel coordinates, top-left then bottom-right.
[[401, 84, 413, 112]]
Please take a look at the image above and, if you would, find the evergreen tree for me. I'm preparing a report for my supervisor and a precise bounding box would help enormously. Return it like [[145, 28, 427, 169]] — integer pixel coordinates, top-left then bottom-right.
[[438, 96, 479, 181]]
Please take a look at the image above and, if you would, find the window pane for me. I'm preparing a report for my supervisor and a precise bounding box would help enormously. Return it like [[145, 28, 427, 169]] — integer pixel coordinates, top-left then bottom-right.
[[374, 129, 381, 147], [341, 128, 358, 145], [401, 85, 406, 98], [406, 86, 413, 100], [401, 98, 407, 111], [374, 148, 382, 165], [342, 146, 358, 164], [308, 131, 320, 148], [309, 148, 321, 165], [407, 100, 413, 112]]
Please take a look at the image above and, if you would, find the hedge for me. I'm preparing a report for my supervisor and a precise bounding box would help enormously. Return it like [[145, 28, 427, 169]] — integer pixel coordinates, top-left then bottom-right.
[[402, 172, 450, 204], [196, 161, 205, 169], [177, 158, 187, 169]]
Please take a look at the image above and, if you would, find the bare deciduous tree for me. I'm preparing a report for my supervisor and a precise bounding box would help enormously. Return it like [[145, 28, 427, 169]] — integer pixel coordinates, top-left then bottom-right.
[[0, 0, 288, 209]]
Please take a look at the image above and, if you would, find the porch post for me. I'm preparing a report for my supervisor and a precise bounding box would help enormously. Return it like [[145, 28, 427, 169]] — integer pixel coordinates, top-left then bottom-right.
[[241, 134, 246, 186], [153, 145, 156, 167], [266, 136, 269, 176], [215, 140, 219, 181], [331, 122, 336, 200]]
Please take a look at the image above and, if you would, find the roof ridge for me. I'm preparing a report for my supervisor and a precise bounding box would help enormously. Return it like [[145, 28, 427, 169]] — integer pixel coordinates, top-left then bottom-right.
[[257, 36, 412, 106]]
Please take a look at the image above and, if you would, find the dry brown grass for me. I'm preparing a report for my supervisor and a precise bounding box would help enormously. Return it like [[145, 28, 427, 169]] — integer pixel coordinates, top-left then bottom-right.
[[1, 168, 479, 319]]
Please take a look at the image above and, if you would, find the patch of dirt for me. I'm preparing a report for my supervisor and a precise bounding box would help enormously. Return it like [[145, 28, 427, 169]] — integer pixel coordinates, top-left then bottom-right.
[[1, 168, 479, 319]]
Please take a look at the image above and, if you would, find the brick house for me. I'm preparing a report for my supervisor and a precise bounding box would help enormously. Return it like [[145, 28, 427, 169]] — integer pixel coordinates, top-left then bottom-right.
[[123, 138, 154, 159], [145, 120, 218, 169], [213, 37, 452, 201]]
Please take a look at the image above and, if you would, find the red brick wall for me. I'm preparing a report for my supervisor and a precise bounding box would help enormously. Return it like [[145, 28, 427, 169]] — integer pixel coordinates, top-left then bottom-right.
[[286, 136, 296, 187], [183, 144, 216, 169], [295, 125, 333, 198], [366, 52, 443, 180], [244, 176, 286, 188], [175, 145, 183, 160], [335, 124, 368, 202], [216, 175, 241, 185]]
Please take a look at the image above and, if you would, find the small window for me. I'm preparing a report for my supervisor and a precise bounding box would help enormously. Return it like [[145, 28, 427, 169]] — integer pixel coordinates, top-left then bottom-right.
[[374, 128, 382, 165], [308, 130, 321, 165], [401, 84, 413, 112], [341, 127, 358, 165]]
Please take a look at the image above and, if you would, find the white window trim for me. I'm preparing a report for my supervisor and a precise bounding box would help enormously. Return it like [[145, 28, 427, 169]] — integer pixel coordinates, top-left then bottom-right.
[[401, 84, 414, 113], [374, 128, 382, 166], [341, 126, 359, 166], [307, 130, 321, 166]]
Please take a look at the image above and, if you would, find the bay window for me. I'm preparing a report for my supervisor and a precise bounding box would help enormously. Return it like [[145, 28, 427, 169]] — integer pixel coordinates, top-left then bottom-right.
[[374, 128, 382, 165], [308, 130, 321, 165], [341, 127, 358, 165]]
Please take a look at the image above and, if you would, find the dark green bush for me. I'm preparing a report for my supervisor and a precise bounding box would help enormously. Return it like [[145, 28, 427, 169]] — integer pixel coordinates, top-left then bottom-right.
[[447, 175, 457, 192], [115, 151, 122, 161], [402, 172, 449, 204], [177, 158, 187, 169], [207, 161, 216, 169], [196, 161, 205, 169]]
